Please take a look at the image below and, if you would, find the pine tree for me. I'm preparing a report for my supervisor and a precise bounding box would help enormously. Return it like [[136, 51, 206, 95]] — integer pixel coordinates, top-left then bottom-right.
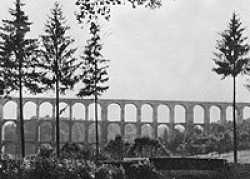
[[77, 22, 109, 158], [212, 12, 250, 163], [39, 2, 80, 157], [0, 0, 46, 158]]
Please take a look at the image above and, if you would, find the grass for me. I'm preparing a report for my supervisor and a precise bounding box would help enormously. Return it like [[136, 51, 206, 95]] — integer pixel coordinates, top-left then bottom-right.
[[193, 150, 250, 164]]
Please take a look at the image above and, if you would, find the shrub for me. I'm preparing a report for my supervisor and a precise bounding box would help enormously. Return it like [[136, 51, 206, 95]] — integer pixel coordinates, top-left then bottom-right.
[[96, 164, 125, 179], [124, 160, 162, 179]]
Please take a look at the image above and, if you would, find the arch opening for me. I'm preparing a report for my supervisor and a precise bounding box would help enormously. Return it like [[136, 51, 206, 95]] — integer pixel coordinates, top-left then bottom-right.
[[158, 105, 170, 123], [3, 101, 17, 120], [39, 122, 52, 141], [124, 124, 136, 142], [107, 123, 121, 141], [72, 103, 85, 120], [193, 105, 204, 124], [39, 102, 53, 119], [88, 103, 102, 121], [141, 104, 153, 122], [72, 123, 85, 142], [141, 124, 153, 138], [125, 104, 137, 122], [108, 104, 121, 121], [174, 105, 186, 123], [157, 124, 170, 140], [210, 106, 221, 123], [24, 102, 37, 120], [88, 123, 101, 144], [243, 106, 250, 120]]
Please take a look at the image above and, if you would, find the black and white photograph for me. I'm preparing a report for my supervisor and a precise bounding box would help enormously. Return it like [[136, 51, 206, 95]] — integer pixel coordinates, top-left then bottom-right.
[[0, 0, 249, 178]]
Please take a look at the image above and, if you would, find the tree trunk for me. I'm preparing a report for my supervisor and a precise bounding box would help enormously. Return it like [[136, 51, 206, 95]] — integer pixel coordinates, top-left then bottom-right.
[[233, 74, 237, 163], [18, 60, 25, 158], [55, 61, 60, 157], [94, 59, 99, 160], [95, 94, 99, 159]]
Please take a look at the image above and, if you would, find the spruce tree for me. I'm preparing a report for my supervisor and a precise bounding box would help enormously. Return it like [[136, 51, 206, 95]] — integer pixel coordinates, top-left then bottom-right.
[[212, 12, 250, 163], [0, 0, 46, 158], [77, 22, 109, 158], [39, 2, 80, 157]]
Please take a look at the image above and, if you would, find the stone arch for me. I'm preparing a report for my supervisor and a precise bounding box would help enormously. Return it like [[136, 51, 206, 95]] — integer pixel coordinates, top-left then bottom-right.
[[124, 124, 136, 142], [24, 120, 36, 141], [2, 121, 17, 141], [174, 105, 186, 123], [193, 105, 204, 124], [39, 102, 53, 119], [243, 106, 250, 120], [125, 104, 137, 122], [24, 101, 37, 120], [157, 124, 170, 140], [72, 123, 85, 142], [60, 122, 69, 142], [25, 143, 37, 155], [108, 104, 121, 121], [226, 106, 238, 121], [107, 123, 121, 141], [174, 124, 185, 133], [88, 103, 102, 121], [58, 102, 70, 120], [158, 105, 170, 123], [39, 122, 52, 141], [72, 103, 85, 120], [141, 104, 153, 122], [141, 124, 153, 138], [88, 123, 101, 144], [210, 106, 220, 123], [2, 144, 18, 155], [3, 101, 17, 120]]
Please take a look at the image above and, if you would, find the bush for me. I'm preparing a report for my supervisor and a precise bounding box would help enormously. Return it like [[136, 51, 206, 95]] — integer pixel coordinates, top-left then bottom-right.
[[124, 160, 162, 179], [96, 164, 125, 179]]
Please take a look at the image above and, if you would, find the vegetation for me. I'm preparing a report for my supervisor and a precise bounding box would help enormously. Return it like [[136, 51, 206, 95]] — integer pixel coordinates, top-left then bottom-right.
[[0, 0, 163, 159], [0, 141, 163, 179], [0, 0, 47, 158], [75, 0, 162, 23], [39, 2, 81, 157], [212, 12, 250, 163], [77, 22, 109, 158]]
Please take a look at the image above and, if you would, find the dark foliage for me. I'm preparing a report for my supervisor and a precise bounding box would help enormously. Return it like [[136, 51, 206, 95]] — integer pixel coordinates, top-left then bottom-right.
[[0, 0, 47, 158], [96, 164, 125, 179], [75, 0, 162, 23], [38, 2, 81, 156], [213, 12, 249, 78], [0, 0, 46, 95], [212, 12, 250, 163], [59, 143, 93, 160], [125, 160, 162, 179], [104, 135, 131, 160], [77, 22, 109, 157], [39, 2, 80, 94], [127, 137, 171, 157], [77, 22, 109, 97]]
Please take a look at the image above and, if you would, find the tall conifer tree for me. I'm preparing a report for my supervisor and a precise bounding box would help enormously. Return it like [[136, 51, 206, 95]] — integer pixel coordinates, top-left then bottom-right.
[[39, 2, 80, 157], [212, 12, 250, 163], [77, 22, 109, 158], [0, 0, 45, 158]]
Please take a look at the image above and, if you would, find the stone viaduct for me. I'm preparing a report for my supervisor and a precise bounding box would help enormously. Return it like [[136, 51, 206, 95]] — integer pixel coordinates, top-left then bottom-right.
[[0, 97, 250, 155]]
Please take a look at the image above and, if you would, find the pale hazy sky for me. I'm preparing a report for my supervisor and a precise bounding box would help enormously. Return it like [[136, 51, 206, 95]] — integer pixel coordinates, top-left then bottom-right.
[[1, 0, 250, 102]]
